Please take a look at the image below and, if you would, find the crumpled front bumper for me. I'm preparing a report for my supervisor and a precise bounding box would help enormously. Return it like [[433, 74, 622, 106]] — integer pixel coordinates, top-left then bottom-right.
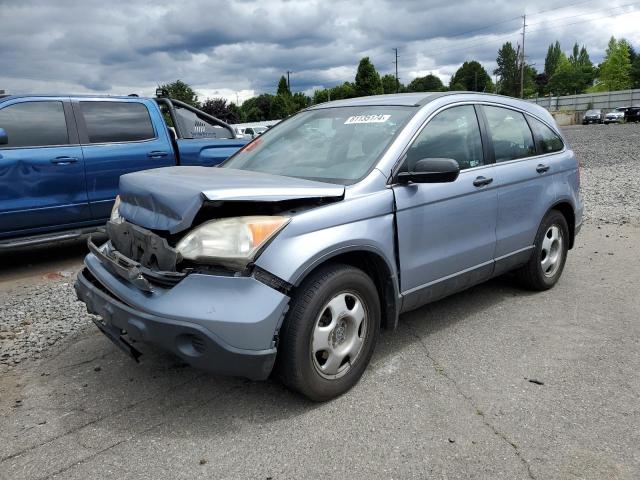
[[75, 250, 290, 380]]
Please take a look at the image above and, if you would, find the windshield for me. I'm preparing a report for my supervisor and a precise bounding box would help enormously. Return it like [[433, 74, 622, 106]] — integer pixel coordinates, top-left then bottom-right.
[[223, 106, 415, 184], [586, 110, 600, 115]]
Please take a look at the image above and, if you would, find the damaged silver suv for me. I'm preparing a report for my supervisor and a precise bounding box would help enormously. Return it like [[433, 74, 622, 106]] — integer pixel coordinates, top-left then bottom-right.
[[76, 92, 582, 401]]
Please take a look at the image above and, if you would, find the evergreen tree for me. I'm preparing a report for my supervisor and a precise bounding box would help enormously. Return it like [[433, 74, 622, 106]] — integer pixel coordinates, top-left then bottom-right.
[[354, 57, 383, 96], [632, 55, 640, 88], [449, 61, 493, 92], [544, 41, 563, 78], [494, 42, 520, 97], [277, 76, 290, 96]]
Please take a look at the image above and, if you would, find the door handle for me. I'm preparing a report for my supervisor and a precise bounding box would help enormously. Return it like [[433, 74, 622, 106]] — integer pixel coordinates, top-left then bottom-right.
[[50, 156, 78, 165], [536, 164, 550, 173], [473, 176, 493, 187], [147, 151, 169, 159]]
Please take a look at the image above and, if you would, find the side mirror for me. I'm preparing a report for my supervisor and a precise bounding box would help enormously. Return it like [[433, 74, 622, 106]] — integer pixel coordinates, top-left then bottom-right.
[[0, 128, 7, 145], [397, 158, 460, 184]]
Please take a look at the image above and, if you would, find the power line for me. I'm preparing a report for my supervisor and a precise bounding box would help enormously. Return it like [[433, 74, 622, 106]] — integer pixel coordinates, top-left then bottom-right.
[[440, 0, 601, 41], [527, 8, 640, 34], [526, 1, 640, 28]]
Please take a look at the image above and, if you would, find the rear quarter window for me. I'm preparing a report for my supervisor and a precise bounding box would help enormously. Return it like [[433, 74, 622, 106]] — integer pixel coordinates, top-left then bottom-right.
[[528, 116, 564, 154], [80, 101, 155, 143]]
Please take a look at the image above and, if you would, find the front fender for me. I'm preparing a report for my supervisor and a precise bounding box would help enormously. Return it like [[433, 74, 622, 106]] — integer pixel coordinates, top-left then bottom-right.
[[254, 190, 398, 287]]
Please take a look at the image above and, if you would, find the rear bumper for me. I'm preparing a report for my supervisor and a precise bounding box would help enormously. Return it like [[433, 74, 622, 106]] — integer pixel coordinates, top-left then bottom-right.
[[75, 251, 290, 380]]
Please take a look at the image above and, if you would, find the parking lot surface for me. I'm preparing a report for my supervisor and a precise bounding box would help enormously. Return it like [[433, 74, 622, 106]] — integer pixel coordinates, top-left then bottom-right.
[[1, 125, 639, 479]]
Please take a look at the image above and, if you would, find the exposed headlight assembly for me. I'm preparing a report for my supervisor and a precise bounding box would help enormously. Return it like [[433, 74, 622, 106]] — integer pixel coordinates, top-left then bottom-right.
[[110, 195, 123, 223], [176, 216, 290, 269]]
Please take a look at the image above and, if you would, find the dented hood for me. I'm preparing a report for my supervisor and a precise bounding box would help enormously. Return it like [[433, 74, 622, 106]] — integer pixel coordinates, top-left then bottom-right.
[[118, 166, 345, 234]]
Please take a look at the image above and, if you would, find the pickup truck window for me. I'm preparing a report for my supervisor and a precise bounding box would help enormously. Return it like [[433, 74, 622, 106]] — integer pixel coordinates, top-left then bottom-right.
[[173, 104, 235, 139], [0, 101, 69, 148], [79, 101, 155, 143]]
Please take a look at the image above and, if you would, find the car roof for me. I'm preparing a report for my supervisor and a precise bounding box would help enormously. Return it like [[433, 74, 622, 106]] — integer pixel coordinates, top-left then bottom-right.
[[308, 91, 544, 110]]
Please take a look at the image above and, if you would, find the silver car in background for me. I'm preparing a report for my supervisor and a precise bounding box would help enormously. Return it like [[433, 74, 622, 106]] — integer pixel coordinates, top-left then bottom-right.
[[76, 92, 583, 401]]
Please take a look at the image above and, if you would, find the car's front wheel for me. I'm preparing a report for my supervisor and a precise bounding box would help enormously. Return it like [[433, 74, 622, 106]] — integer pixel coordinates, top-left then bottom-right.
[[276, 264, 380, 401]]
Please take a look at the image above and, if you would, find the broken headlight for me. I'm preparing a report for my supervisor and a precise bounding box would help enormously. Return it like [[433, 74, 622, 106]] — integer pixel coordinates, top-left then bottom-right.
[[175, 216, 290, 269]]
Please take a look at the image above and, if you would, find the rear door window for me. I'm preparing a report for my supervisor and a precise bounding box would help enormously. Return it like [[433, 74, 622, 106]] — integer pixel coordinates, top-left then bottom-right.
[[528, 116, 564, 154], [0, 101, 69, 148], [483, 105, 536, 162], [79, 101, 155, 143]]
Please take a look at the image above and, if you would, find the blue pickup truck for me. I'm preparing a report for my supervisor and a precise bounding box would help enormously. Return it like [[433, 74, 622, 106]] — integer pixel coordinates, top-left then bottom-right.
[[0, 93, 247, 248]]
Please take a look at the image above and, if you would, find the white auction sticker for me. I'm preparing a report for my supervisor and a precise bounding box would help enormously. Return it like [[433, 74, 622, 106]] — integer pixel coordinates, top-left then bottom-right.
[[344, 114, 391, 124]]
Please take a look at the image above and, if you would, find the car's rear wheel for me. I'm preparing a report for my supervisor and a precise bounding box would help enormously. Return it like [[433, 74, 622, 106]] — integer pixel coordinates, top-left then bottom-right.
[[276, 264, 380, 401], [515, 210, 569, 291]]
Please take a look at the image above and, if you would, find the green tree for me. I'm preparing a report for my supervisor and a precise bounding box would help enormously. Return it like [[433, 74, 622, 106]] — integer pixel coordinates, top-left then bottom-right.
[[494, 42, 520, 97], [547, 54, 575, 95], [544, 41, 563, 79], [331, 82, 357, 100], [406, 74, 445, 92], [449, 61, 493, 92], [591, 37, 632, 91], [291, 92, 310, 112], [625, 42, 640, 88], [200, 98, 242, 123], [381, 73, 400, 94], [354, 57, 383, 96], [632, 55, 640, 88], [269, 95, 290, 119], [241, 94, 274, 121], [313, 88, 330, 104], [277, 75, 290, 96], [158, 80, 200, 107]]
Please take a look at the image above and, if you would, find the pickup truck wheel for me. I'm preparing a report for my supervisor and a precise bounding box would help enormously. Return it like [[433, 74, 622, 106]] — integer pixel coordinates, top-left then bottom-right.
[[276, 264, 380, 401], [516, 210, 569, 291]]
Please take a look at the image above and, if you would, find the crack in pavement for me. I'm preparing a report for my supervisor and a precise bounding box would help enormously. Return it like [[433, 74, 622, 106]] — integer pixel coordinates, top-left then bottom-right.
[[406, 322, 536, 480], [0, 372, 206, 464], [38, 383, 234, 480]]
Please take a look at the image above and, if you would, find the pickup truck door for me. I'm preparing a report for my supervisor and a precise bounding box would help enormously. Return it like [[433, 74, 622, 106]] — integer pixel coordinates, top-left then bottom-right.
[[73, 99, 176, 220], [393, 104, 497, 312], [176, 138, 249, 166], [0, 98, 90, 238]]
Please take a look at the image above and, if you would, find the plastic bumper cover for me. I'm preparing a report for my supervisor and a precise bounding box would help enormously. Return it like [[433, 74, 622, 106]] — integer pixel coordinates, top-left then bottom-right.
[[75, 260, 289, 381]]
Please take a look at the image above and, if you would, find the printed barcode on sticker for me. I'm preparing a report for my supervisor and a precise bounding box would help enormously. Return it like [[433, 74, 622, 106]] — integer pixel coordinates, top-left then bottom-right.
[[344, 114, 391, 124]]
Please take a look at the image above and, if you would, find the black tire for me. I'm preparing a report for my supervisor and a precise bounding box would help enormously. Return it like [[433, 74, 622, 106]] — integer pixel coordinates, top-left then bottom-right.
[[276, 263, 380, 401], [516, 210, 570, 291]]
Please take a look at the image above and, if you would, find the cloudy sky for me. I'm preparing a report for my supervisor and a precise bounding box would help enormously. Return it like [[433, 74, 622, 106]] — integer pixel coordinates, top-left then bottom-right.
[[1, 0, 639, 103]]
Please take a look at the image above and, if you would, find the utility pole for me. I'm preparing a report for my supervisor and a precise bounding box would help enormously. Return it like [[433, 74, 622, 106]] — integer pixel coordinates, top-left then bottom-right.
[[520, 14, 526, 99], [286, 70, 292, 92], [393, 48, 399, 93]]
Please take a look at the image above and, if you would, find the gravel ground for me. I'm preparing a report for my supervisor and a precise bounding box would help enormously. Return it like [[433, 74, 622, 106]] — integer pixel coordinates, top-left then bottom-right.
[[563, 123, 640, 225], [0, 277, 95, 367], [0, 124, 638, 368]]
